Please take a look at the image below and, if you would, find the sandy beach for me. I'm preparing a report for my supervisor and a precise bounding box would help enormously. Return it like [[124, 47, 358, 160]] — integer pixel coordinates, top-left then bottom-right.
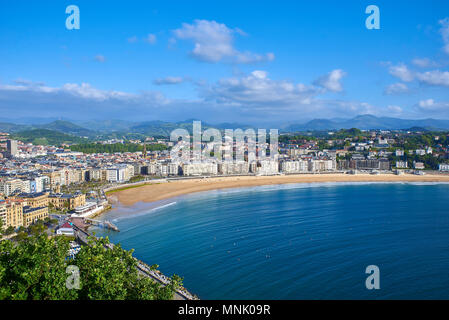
[[107, 173, 449, 206]]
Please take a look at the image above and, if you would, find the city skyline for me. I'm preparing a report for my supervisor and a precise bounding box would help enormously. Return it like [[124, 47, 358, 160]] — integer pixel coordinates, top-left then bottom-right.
[[1, 1, 449, 125]]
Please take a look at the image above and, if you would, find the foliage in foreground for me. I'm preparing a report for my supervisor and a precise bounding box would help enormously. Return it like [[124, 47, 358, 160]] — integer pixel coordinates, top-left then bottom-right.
[[0, 233, 181, 300]]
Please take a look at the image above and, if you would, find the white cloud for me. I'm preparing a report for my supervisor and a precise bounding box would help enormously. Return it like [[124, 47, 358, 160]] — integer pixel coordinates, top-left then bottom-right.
[[153, 77, 184, 85], [173, 20, 274, 63], [203, 70, 321, 107], [412, 58, 437, 68], [0, 81, 133, 101], [415, 70, 449, 87], [416, 98, 449, 113], [388, 63, 414, 82], [313, 69, 346, 92], [145, 34, 157, 44], [439, 18, 449, 54], [384, 82, 409, 95], [94, 55, 106, 63], [418, 98, 435, 108]]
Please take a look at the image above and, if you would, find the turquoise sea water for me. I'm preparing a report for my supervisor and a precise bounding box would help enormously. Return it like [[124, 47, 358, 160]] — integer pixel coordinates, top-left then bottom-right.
[[95, 182, 449, 299]]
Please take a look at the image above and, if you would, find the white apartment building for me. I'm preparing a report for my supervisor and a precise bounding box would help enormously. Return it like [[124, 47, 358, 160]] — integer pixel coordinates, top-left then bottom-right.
[[168, 163, 180, 176], [308, 159, 336, 172], [396, 161, 408, 169], [281, 160, 309, 173], [0, 179, 30, 196], [88, 168, 103, 181], [182, 162, 218, 176], [218, 161, 250, 175], [0, 202, 6, 228], [395, 149, 404, 157], [34, 176, 50, 192], [106, 164, 134, 182], [439, 164, 449, 172], [255, 160, 279, 175]]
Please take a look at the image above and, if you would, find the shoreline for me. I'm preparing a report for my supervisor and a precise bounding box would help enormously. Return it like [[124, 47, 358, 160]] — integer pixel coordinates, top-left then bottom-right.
[[106, 173, 449, 207]]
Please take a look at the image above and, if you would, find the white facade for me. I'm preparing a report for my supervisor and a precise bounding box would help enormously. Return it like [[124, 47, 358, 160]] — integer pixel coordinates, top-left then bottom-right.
[[255, 160, 279, 175], [0, 179, 29, 196], [416, 149, 426, 156], [182, 162, 218, 176], [395, 149, 404, 157], [396, 161, 408, 169], [281, 160, 309, 173], [218, 161, 250, 175], [308, 159, 336, 172]]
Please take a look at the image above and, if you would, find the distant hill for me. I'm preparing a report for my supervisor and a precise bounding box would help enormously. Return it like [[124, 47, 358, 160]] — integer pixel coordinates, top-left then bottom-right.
[[2, 116, 449, 141], [39, 120, 97, 137], [285, 115, 449, 132], [0, 122, 32, 133], [11, 129, 89, 146]]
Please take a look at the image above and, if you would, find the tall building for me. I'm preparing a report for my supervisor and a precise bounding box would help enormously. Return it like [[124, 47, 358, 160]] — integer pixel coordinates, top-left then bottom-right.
[[6, 139, 18, 158]]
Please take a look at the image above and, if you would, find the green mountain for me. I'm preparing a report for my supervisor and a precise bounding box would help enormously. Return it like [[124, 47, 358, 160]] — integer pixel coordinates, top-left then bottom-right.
[[40, 120, 97, 137], [0, 122, 32, 133], [11, 129, 89, 146], [285, 115, 449, 132]]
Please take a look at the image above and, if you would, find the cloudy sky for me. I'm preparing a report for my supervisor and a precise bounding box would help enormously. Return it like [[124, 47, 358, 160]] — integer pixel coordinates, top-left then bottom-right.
[[1, 0, 449, 125]]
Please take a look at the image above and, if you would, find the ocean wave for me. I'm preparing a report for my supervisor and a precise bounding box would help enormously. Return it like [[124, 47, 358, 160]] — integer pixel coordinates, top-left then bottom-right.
[[110, 201, 177, 222]]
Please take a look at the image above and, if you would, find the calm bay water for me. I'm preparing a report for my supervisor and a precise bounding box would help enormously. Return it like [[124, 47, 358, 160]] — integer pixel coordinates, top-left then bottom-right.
[[96, 182, 449, 299]]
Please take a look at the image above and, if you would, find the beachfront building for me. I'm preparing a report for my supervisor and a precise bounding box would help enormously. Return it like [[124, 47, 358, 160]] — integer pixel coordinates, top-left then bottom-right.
[[396, 161, 408, 169], [338, 159, 390, 171], [106, 164, 135, 183], [4, 200, 23, 229], [280, 160, 309, 173], [255, 160, 279, 175], [49, 192, 86, 210], [218, 161, 250, 175], [22, 206, 48, 227], [71, 201, 104, 218], [439, 164, 449, 172], [181, 162, 218, 176], [413, 161, 425, 170], [308, 159, 336, 172], [13, 192, 49, 208]]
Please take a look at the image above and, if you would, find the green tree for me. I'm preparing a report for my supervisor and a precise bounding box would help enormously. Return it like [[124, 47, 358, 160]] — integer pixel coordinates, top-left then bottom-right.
[[0, 233, 180, 300]]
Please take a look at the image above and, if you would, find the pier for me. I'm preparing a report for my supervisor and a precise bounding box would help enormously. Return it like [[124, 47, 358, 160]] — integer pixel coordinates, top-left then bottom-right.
[[83, 218, 120, 232]]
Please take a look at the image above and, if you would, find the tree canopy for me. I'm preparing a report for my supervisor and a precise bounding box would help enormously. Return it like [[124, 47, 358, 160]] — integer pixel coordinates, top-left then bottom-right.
[[0, 232, 180, 300]]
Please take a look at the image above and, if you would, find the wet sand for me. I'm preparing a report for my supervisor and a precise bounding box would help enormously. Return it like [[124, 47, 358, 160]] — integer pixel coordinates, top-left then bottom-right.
[[107, 173, 449, 206]]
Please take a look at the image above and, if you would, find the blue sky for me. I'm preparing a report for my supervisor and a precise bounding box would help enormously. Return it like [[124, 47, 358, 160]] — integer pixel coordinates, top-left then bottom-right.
[[0, 0, 449, 125]]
